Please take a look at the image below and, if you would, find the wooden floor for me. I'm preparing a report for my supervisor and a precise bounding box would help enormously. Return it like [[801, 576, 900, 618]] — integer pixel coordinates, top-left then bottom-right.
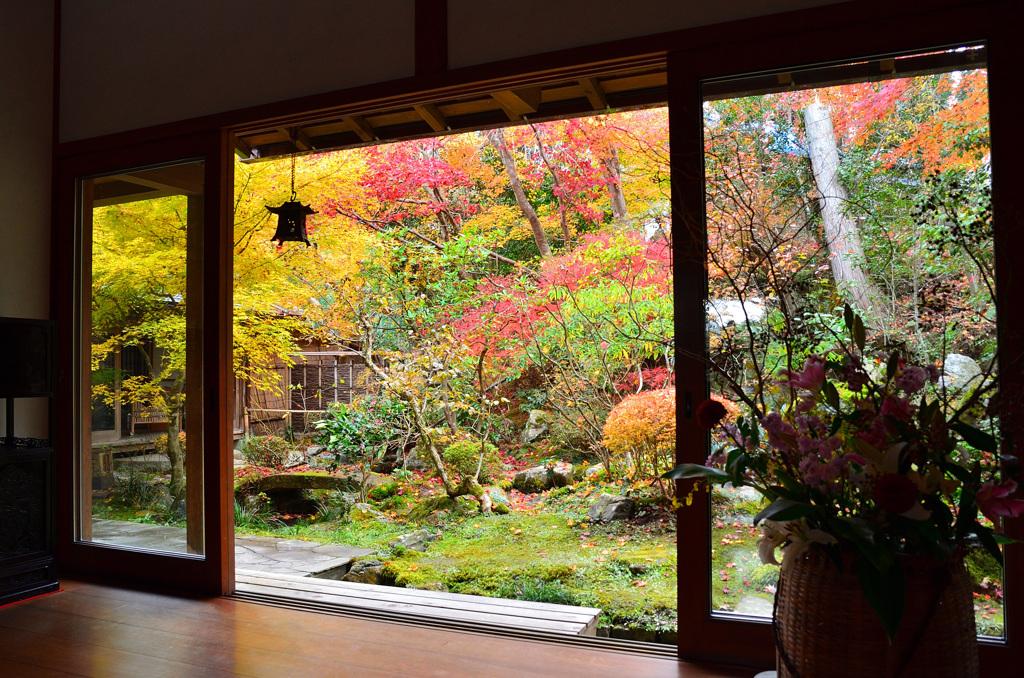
[[0, 579, 753, 677]]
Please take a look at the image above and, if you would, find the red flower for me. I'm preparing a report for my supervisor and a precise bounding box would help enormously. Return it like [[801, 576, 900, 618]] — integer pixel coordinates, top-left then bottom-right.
[[873, 473, 918, 514], [696, 399, 728, 429]]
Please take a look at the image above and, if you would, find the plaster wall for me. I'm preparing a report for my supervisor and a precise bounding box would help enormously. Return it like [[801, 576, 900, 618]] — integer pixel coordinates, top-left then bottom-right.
[[448, 0, 846, 68], [59, 0, 416, 142], [0, 2, 55, 437], [57, 0, 846, 143]]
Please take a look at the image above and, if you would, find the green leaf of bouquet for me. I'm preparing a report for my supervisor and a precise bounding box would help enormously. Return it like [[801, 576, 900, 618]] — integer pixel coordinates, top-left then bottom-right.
[[661, 463, 729, 480], [886, 352, 900, 382], [856, 556, 905, 641], [942, 462, 975, 484], [950, 422, 998, 453], [753, 498, 814, 524], [726, 450, 750, 478], [774, 470, 804, 495], [853, 315, 866, 352], [823, 380, 841, 412]]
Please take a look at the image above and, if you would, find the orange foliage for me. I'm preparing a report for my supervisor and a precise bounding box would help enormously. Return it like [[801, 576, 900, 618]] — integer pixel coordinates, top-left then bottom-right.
[[603, 387, 677, 497]]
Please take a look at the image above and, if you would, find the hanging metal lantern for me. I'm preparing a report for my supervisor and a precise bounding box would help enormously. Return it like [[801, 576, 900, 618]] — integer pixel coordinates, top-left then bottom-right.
[[267, 154, 316, 246], [267, 200, 315, 246]]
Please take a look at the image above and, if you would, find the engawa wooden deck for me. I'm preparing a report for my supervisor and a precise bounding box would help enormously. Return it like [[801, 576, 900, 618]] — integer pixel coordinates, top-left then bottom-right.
[[235, 568, 602, 636]]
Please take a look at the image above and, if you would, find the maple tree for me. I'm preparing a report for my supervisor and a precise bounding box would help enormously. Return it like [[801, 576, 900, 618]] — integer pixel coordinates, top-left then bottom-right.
[[702, 67, 993, 405]]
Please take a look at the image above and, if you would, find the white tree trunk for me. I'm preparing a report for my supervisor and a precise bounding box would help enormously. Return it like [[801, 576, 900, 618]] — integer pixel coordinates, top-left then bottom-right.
[[487, 128, 552, 258], [804, 102, 882, 323]]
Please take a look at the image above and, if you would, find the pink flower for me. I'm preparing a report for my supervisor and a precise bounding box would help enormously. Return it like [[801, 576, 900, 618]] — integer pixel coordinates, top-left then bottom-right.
[[880, 396, 913, 422], [779, 356, 825, 394], [976, 480, 1024, 523], [896, 366, 927, 394]]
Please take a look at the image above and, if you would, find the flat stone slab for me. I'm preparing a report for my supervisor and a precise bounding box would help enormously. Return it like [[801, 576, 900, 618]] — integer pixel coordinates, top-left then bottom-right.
[[91, 519, 373, 577]]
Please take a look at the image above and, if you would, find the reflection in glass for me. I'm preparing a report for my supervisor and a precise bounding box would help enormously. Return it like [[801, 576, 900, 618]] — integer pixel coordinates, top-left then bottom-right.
[[81, 161, 204, 556]]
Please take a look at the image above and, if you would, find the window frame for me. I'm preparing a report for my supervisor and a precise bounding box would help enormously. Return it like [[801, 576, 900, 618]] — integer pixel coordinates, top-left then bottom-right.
[[668, 6, 1024, 671], [49, 0, 1023, 671]]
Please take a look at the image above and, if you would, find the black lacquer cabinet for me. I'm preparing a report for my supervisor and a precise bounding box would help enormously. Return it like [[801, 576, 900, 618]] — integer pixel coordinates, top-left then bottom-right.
[[0, 317, 58, 605]]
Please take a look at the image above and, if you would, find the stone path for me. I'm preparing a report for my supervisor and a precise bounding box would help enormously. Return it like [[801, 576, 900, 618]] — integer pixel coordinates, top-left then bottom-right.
[[91, 519, 374, 578]]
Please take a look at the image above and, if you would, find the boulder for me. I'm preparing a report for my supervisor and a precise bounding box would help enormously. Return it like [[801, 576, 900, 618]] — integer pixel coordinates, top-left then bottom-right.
[[512, 462, 573, 494], [520, 410, 551, 444], [342, 559, 392, 585], [940, 353, 983, 393], [588, 493, 636, 522], [349, 503, 389, 523], [390, 529, 439, 552], [584, 464, 605, 479], [249, 472, 358, 493], [484, 485, 510, 507]]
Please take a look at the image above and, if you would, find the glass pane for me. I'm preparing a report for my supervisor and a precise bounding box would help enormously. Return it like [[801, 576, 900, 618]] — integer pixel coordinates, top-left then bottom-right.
[[703, 56, 1001, 637], [79, 160, 205, 556]]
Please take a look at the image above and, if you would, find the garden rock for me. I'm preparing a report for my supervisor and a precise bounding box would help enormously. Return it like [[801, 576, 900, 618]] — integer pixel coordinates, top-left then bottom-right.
[[513, 462, 573, 494], [342, 559, 392, 585], [520, 410, 551, 444], [588, 493, 636, 522], [940, 353, 983, 392], [349, 503, 389, 523], [284, 451, 305, 468], [251, 472, 358, 494], [390, 529, 439, 552], [584, 464, 604, 479], [484, 485, 510, 507]]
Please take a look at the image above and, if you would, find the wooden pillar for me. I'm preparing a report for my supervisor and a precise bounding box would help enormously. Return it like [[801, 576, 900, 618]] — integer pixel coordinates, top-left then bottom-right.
[[185, 194, 205, 555], [78, 179, 94, 542]]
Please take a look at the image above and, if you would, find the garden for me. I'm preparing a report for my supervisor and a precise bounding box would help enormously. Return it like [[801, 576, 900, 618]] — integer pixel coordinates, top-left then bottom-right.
[[91, 55, 1008, 644]]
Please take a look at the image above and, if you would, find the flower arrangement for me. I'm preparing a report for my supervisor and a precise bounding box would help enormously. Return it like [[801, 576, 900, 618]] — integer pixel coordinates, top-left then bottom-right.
[[665, 305, 1024, 637]]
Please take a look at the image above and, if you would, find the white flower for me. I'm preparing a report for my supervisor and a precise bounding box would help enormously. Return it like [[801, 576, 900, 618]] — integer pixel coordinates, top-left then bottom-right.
[[757, 518, 837, 570]]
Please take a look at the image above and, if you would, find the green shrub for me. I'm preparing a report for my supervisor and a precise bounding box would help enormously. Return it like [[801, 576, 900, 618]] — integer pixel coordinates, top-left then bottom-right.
[[368, 481, 400, 502], [240, 435, 290, 468], [108, 464, 160, 508], [750, 563, 780, 590], [442, 439, 502, 483], [495, 577, 581, 606]]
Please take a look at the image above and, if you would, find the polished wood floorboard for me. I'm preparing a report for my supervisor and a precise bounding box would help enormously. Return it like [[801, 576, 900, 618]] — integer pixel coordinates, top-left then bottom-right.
[[0, 580, 752, 677]]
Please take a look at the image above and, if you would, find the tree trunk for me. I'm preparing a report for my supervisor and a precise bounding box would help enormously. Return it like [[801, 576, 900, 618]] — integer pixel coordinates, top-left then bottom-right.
[[603, 147, 628, 221], [486, 128, 552, 258], [804, 102, 882, 323], [166, 406, 185, 513]]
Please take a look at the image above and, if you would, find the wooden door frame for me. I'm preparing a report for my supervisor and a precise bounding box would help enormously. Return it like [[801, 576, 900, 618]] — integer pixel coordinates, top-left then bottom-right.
[[53, 130, 235, 595]]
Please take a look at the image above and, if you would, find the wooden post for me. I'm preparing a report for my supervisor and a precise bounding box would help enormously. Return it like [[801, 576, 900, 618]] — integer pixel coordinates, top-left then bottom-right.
[[185, 194, 204, 555], [79, 179, 94, 542]]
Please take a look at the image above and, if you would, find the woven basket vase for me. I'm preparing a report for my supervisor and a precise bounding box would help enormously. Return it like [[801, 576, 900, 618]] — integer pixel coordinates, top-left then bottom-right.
[[774, 550, 979, 678]]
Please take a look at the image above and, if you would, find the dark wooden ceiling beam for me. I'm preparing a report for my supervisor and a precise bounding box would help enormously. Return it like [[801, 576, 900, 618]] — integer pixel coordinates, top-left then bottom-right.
[[344, 115, 377, 142], [277, 127, 313, 152], [491, 87, 542, 117], [579, 77, 608, 110], [413, 103, 448, 132]]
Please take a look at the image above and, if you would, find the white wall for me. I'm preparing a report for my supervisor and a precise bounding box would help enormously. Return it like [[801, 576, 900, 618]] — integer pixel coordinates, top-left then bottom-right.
[[59, 0, 416, 142], [0, 2, 54, 438], [448, 0, 845, 69], [0, 3, 54, 319], [58, 0, 846, 143]]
